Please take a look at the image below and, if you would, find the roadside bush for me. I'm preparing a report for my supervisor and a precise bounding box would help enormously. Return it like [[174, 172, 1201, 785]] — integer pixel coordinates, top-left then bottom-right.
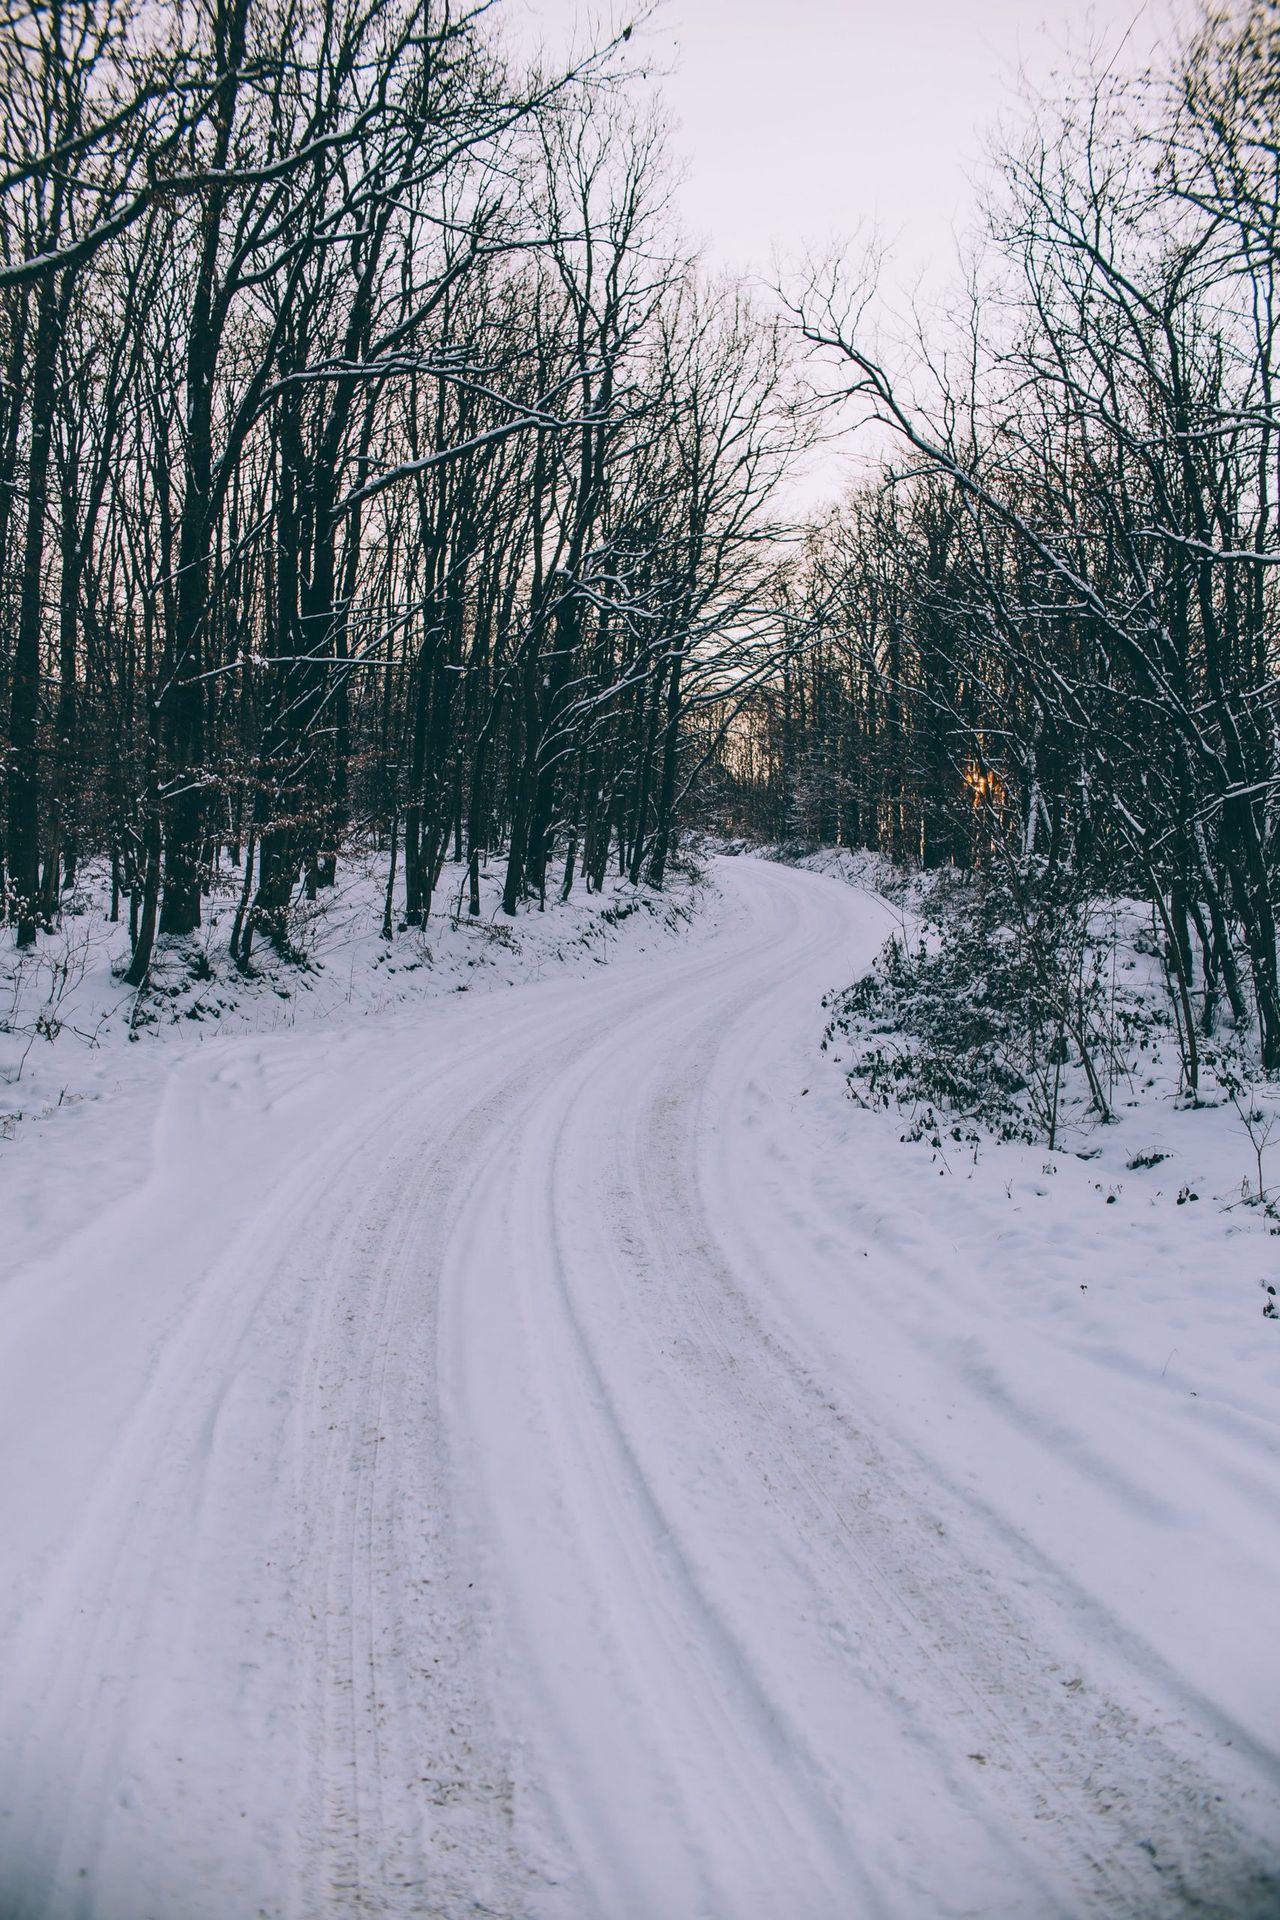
[[822, 865, 1137, 1148]]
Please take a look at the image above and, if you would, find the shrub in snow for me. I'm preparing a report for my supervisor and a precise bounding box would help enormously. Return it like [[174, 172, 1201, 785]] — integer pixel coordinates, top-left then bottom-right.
[[823, 865, 1166, 1149]]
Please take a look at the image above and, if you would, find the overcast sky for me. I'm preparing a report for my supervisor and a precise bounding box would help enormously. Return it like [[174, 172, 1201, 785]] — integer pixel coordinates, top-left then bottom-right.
[[508, 0, 1170, 503], [512, 0, 1167, 284]]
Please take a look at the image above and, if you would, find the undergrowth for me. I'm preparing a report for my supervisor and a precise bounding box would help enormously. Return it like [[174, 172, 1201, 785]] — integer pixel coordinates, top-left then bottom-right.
[[822, 867, 1177, 1149]]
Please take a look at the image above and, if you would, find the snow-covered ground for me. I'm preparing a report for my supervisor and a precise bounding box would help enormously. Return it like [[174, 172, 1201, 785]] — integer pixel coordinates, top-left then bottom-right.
[[1, 853, 1277, 1918], [0, 847, 705, 1144]]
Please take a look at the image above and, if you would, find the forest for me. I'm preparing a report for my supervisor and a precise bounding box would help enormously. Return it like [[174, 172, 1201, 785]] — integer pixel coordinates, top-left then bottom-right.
[[721, 1, 1280, 1097], [0, 0, 797, 984], [2, 0, 1279, 1104]]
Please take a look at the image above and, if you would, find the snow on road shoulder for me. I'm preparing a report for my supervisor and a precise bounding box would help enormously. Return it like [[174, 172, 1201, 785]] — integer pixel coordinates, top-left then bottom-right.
[[0, 847, 715, 1285], [746, 851, 1280, 1875]]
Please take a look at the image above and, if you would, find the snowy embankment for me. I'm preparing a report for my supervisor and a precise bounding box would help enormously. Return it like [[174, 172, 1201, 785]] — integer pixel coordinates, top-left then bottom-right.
[[0, 850, 1277, 1919], [0, 849, 709, 1255]]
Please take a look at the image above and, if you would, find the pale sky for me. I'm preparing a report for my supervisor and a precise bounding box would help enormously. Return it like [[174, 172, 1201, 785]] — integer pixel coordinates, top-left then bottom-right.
[[513, 0, 1167, 283], [509, 0, 1170, 504]]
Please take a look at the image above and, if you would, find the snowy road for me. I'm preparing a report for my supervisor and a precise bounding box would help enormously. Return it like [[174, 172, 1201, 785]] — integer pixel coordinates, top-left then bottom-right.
[[1, 857, 1277, 1918]]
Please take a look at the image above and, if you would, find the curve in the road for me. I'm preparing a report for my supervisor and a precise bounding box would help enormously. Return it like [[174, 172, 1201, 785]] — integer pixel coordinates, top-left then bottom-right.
[[1, 856, 1276, 1920]]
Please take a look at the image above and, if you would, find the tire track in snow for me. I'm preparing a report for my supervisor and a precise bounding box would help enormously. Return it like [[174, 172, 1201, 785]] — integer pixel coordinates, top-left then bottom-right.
[[0, 998, 604, 1919], [0, 1038, 464, 1918], [441, 868, 888, 1918], [444, 856, 1280, 1919], [542, 866, 1087, 1917]]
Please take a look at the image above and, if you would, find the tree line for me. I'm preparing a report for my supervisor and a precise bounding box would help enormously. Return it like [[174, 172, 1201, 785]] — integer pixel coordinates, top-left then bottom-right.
[[711, 0, 1280, 1084], [11, 0, 1278, 1099], [0, 0, 797, 975]]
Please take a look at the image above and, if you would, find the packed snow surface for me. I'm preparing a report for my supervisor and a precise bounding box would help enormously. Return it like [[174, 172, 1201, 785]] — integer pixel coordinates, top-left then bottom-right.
[[0, 854, 1277, 1918]]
